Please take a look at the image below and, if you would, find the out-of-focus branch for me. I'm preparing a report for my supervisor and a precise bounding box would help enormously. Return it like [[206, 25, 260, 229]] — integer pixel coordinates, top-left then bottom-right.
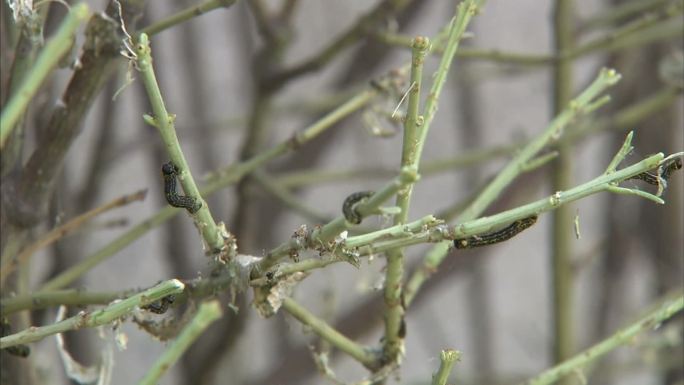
[[138, 0, 237, 36]]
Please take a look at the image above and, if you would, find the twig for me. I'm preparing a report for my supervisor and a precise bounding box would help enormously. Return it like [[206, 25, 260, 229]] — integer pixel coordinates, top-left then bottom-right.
[[0, 279, 184, 348], [264, 0, 414, 89], [580, 0, 674, 31], [138, 0, 237, 36], [1, 5, 50, 175], [604, 131, 634, 173], [252, 170, 331, 223], [1, 289, 129, 315], [373, 31, 553, 65], [281, 297, 377, 368], [550, 0, 575, 371], [274, 142, 519, 188], [138, 300, 223, 385], [134, 33, 227, 255], [518, 295, 684, 385], [566, 4, 683, 59], [0, 189, 147, 285], [0, 3, 89, 148], [431, 349, 461, 385], [383, 34, 430, 362]]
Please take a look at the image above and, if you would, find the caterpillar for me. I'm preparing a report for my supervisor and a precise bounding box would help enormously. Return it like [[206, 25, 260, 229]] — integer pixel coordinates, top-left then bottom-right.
[[1, 318, 30, 358], [342, 191, 375, 224], [454, 215, 538, 249], [628, 157, 682, 186], [162, 162, 202, 213], [142, 294, 176, 314]]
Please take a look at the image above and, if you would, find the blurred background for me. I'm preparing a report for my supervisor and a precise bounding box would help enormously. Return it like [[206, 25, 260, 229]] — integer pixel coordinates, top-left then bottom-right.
[[1, 0, 683, 384]]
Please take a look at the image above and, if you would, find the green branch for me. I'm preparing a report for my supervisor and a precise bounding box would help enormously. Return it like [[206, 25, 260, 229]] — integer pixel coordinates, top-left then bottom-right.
[[551, 0, 576, 370], [431, 349, 461, 385], [1, 279, 184, 348], [249, 215, 442, 284], [138, 0, 237, 36], [281, 297, 377, 368], [566, 4, 683, 59], [1, 289, 128, 315], [374, 31, 553, 65], [580, 0, 674, 31], [265, 0, 413, 88], [383, 35, 430, 361], [134, 33, 227, 255], [252, 170, 330, 223], [519, 295, 684, 385], [0, 3, 89, 149], [138, 300, 223, 385]]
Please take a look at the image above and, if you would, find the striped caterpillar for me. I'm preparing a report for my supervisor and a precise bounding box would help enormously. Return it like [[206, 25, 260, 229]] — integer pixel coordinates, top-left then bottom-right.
[[454, 215, 538, 249], [628, 157, 682, 186], [162, 162, 202, 213], [142, 294, 176, 314], [342, 191, 375, 224]]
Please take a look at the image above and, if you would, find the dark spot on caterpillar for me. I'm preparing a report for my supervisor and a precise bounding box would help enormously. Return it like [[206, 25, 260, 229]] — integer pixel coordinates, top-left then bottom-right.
[[628, 158, 682, 187], [398, 317, 407, 339], [162, 162, 202, 213], [342, 191, 375, 224], [142, 295, 176, 314], [6, 344, 30, 357], [1, 318, 31, 358], [454, 215, 538, 249]]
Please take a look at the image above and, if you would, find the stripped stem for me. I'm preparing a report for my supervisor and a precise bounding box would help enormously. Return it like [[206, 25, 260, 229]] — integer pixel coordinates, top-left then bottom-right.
[[134, 33, 226, 255], [281, 297, 377, 368], [1, 279, 184, 348], [431, 349, 461, 385], [139, 0, 237, 36], [138, 300, 223, 385], [383, 34, 430, 361], [518, 295, 684, 385], [0, 3, 89, 148], [0, 189, 147, 285]]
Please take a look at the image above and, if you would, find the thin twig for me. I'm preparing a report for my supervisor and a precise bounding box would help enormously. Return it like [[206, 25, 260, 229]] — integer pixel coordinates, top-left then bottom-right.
[[138, 300, 223, 385], [138, 0, 237, 36], [518, 295, 684, 385], [1, 280, 185, 348], [0, 3, 89, 148], [281, 297, 377, 368], [431, 349, 461, 385], [550, 0, 576, 371], [134, 33, 228, 256], [383, 34, 430, 363], [264, 0, 414, 89], [0, 189, 146, 285], [1, 289, 129, 315]]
